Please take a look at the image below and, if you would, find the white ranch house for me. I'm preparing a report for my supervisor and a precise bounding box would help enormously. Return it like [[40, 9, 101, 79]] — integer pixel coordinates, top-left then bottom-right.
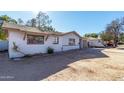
[[2, 22, 82, 58]]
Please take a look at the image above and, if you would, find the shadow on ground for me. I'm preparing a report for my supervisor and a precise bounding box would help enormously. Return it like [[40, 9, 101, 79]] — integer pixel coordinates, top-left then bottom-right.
[[117, 48, 124, 50], [0, 48, 108, 81]]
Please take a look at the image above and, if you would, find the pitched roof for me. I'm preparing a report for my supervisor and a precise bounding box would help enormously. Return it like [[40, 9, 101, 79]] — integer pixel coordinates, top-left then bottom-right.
[[62, 31, 81, 38], [85, 37, 101, 41], [2, 21, 81, 37]]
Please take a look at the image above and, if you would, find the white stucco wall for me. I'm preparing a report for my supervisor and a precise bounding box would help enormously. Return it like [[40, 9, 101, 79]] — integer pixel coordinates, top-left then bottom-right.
[[8, 30, 80, 58], [61, 33, 80, 51], [8, 30, 63, 58], [88, 40, 104, 47]]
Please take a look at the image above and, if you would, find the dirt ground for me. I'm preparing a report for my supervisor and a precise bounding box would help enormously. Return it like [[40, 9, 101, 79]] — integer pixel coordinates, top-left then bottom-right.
[[0, 48, 124, 81], [44, 48, 124, 81]]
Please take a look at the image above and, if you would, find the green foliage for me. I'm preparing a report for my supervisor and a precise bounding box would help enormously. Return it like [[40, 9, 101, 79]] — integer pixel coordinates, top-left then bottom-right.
[[100, 31, 114, 41], [26, 11, 55, 32], [0, 15, 18, 40], [36, 12, 51, 27], [119, 33, 124, 42], [100, 23, 116, 41], [47, 47, 54, 54], [84, 33, 98, 38], [0, 15, 17, 24], [0, 26, 6, 40], [17, 18, 24, 25], [9, 19, 17, 24], [0, 15, 10, 22], [100, 18, 124, 47], [0, 12, 56, 39], [26, 18, 37, 27]]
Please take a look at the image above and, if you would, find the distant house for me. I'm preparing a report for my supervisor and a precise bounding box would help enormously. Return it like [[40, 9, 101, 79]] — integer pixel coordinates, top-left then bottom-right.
[[87, 37, 105, 48], [2, 22, 82, 58]]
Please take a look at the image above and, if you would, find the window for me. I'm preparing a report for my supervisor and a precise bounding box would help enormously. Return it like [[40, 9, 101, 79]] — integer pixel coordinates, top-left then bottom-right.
[[27, 34, 44, 44], [53, 36, 59, 44], [69, 38, 75, 45]]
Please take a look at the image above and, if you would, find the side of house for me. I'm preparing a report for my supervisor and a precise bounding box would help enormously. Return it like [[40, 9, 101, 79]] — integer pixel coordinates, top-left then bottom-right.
[[2, 22, 81, 58], [8, 30, 63, 58], [61, 32, 80, 51]]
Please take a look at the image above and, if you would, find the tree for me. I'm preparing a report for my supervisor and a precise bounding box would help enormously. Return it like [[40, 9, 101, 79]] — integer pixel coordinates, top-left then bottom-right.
[[84, 33, 98, 38], [119, 32, 124, 42], [17, 18, 24, 25], [110, 19, 120, 47], [26, 11, 55, 32], [36, 11, 53, 31], [0, 26, 6, 40], [0, 15, 17, 24], [26, 18, 37, 27], [31, 18, 37, 27], [0, 15, 17, 40], [41, 25, 55, 32], [101, 18, 124, 47], [100, 30, 114, 41], [0, 15, 10, 22], [100, 23, 117, 46]]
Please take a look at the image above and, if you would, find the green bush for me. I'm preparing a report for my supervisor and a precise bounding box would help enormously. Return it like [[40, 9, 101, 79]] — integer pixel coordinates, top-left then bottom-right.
[[47, 47, 54, 54]]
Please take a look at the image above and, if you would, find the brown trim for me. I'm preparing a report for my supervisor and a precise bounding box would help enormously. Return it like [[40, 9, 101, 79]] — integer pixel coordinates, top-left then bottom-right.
[[3, 25, 81, 38], [2, 27, 20, 31], [45, 35, 49, 41], [23, 32, 27, 40], [2, 27, 50, 35]]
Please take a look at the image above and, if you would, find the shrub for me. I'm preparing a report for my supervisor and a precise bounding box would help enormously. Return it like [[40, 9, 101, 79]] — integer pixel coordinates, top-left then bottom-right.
[[47, 47, 54, 54]]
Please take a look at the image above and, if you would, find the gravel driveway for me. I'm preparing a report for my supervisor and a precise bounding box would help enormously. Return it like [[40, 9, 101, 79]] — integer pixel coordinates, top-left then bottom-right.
[[0, 48, 124, 81]]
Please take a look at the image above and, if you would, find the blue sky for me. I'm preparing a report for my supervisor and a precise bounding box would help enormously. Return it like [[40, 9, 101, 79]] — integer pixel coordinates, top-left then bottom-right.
[[1, 11, 124, 36]]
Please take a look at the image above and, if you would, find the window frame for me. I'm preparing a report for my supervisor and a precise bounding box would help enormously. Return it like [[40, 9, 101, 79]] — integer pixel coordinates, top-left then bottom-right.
[[68, 38, 76, 46], [27, 34, 44, 44], [53, 36, 59, 44]]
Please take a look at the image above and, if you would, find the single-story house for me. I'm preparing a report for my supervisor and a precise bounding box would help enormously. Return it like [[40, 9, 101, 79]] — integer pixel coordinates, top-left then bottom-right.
[[2, 22, 82, 58], [87, 37, 105, 48]]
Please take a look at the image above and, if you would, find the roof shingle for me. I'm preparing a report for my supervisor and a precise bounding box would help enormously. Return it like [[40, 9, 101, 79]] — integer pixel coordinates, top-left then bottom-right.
[[2, 21, 81, 37]]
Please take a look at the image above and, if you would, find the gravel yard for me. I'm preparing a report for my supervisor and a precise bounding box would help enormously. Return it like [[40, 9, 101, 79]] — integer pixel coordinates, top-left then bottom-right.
[[0, 48, 124, 81]]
